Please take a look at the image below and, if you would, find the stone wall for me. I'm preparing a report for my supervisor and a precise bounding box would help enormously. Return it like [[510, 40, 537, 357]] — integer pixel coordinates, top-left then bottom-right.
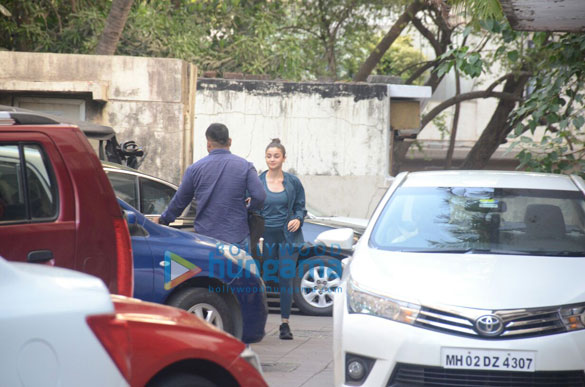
[[0, 51, 196, 184]]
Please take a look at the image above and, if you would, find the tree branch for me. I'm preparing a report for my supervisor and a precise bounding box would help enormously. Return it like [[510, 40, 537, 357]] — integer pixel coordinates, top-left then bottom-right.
[[278, 25, 321, 39], [332, 0, 357, 38], [486, 71, 532, 93], [429, 2, 451, 35], [405, 59, 439, 84], [412, 16, 442, 56], [421, 90, 524, 130], [353, 0, 425, 82]]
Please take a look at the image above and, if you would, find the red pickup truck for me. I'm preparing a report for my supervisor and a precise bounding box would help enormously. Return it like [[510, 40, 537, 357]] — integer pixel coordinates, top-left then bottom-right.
[[0, 110, 133, 296]]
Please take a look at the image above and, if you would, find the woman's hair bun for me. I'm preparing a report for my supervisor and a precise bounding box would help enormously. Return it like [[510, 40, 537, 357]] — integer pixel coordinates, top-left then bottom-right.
[[266, 138, 286, 157]]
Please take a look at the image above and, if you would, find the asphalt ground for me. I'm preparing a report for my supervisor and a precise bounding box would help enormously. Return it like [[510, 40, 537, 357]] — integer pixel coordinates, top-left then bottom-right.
[[251, 312, 334, 387]]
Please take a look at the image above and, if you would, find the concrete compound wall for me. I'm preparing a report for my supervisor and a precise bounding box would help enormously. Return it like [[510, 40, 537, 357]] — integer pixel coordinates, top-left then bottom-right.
[[0, 51, 196, 184], [194, 79, 394, 218], [0, 52, 429, 219]]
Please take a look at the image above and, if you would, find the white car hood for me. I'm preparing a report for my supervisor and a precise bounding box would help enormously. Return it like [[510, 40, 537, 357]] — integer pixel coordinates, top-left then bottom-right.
[[350, 247, 585, 310]]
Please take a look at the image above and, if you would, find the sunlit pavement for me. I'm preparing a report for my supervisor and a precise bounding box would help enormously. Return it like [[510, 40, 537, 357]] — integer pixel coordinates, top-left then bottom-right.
[[251, 312, 334, 387]]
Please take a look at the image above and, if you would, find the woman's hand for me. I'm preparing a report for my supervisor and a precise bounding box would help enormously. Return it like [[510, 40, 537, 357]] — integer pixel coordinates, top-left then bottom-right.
[[287, 219, 301, 232]]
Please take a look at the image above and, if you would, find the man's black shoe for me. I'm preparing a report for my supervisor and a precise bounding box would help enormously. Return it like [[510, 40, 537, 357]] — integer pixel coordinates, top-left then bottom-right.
[[279, 323, 293, 340]]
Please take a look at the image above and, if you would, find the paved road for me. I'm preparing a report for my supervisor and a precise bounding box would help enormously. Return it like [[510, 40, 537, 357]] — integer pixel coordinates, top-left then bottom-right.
[[251, 313, 334, 387]]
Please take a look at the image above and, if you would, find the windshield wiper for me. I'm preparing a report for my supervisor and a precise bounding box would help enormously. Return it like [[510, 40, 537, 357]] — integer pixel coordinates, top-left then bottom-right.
[[525, 250, 585, 257], [397, 248, 532, 255]]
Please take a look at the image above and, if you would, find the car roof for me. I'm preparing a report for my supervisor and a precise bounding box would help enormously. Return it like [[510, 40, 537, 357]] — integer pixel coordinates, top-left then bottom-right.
[[101, 161, 179, 188], [0, 105, 116, 140], [402, 170, 580, 191], [101, 160, 140, 173]]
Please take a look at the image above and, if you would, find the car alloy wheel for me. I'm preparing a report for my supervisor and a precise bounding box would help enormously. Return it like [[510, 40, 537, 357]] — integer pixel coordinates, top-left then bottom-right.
[[293, 256, 342, 316], [167, 287, 236, 337], [187, 302, 224, 330]]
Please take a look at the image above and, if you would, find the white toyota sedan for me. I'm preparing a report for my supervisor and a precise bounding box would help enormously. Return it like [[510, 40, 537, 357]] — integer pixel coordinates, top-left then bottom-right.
[[333, 171, 585, 386]]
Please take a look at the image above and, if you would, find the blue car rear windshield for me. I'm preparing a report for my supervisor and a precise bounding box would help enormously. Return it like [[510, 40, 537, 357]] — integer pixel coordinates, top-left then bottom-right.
[[370, 187, 585, 256]]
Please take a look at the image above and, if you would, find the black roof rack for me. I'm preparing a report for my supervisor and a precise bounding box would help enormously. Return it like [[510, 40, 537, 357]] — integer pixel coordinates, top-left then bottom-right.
[[0, 105, 115, 140]]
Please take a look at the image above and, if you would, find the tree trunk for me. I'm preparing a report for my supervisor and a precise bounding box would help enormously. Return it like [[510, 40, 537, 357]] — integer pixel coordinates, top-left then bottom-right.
[[353, 0, 425, 82], [445, 68, 461, 168], [14, 2, 31, 51], [326, 41, 337, 79], [459, 73, 530, 169], [95, 0, 134, 55]]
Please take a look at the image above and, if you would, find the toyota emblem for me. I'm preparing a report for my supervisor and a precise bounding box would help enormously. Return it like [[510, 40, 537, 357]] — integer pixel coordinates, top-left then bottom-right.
[[475, 315, 504, 337]]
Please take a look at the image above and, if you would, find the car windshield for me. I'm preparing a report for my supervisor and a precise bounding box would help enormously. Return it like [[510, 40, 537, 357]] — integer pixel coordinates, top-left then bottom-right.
[[370, 186, 585, 256]]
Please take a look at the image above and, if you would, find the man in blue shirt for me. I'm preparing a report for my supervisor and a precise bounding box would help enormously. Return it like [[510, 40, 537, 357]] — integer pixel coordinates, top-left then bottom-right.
[[158, 123, 266, 246]]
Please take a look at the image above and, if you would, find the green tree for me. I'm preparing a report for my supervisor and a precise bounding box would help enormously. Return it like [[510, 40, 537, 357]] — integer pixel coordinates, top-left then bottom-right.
[[373, 35, 428, 84], [507, 33, 585, 175]]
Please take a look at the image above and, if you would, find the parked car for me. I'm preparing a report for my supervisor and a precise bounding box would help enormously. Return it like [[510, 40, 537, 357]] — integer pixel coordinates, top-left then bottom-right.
[[302, 204, 368, 245], [104, 163, 364, 316], [103, 161, 196, 228], [120, 198, 268, 344], [0, 256, 267, 387], [334, 170, 585, 386], [0, 109, 133, 296]]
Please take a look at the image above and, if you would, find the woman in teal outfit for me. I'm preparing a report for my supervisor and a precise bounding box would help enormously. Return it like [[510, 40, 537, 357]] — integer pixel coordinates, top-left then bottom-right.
[[259, 138, 306, 340]]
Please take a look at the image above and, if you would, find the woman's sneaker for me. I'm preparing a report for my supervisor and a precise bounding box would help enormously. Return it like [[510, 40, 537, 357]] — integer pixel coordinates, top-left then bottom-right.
[[279, 323, 293, 340]]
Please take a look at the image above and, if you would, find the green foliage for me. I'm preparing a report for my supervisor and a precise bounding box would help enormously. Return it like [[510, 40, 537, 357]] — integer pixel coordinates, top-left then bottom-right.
[[0, 1, 108, 52], [369, 35, 428, 85], [507, 33, 585, 174], [284, 0, 394, 80], [436, 45, 484, 79], [451, 0, 504, 29], [0, 0, 395, 80], [427, 112, 449, 141]]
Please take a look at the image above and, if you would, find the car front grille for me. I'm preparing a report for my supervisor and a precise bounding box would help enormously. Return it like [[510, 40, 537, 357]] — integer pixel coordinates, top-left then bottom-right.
[[415, 304, 566, 339], [387, 363, 585, 387]]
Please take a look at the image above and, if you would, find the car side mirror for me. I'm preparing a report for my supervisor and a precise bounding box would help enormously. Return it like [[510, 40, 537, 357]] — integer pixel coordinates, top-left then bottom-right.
[[341, 257, 351, 271], [315, 228, 354, 250], [124, 210, 137, 226]]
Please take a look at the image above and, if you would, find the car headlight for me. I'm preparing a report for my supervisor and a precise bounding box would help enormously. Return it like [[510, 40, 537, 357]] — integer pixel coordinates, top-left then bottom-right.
[[240, 345, 263, 375], [221, 244, 259, 276], [347, 277, 420, 324], [560, 305, 585, 331]]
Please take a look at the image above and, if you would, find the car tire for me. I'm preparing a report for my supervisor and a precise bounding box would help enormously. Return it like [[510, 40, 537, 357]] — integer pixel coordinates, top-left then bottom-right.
[[147, 372, 217, 387], [293, 256, 342, 316], [167, 287, 236, 336]]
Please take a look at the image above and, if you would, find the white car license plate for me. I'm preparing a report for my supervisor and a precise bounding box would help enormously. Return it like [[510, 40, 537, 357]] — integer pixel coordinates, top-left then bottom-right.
[[441, 348, 536, 372]]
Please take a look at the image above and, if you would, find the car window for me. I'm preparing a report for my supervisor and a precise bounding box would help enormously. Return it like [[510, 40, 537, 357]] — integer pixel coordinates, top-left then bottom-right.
[[139, 177, 176, 215], [106, 171, 138, 209], [371, 186, 585, 256], [0, 143, 58, 223]]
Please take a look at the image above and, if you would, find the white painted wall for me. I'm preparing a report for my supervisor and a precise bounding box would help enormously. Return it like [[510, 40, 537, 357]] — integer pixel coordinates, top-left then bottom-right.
[[194, 80, 425, 218]]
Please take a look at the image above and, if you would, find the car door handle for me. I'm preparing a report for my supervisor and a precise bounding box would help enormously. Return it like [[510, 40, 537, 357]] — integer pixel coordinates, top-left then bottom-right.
[[27, 250, 54, 263]]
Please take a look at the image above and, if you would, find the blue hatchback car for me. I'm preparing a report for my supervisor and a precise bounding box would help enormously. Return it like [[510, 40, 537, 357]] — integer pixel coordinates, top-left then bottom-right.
[[118, 199, 267, 344]]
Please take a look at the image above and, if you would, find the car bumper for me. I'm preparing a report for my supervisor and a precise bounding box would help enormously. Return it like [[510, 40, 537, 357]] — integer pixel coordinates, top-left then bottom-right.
[[333, 290, 585, 386]]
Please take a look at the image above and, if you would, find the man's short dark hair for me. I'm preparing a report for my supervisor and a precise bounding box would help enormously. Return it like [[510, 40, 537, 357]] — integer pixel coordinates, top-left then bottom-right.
[[206, 123, 230, 145]]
